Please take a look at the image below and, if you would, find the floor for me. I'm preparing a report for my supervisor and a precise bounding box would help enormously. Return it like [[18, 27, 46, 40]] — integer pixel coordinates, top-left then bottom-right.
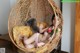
[[61, 51, 68, 53]]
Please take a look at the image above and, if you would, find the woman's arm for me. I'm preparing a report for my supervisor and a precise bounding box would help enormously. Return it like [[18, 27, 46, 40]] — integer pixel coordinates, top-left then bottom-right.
[[40, 27, 49, 33]]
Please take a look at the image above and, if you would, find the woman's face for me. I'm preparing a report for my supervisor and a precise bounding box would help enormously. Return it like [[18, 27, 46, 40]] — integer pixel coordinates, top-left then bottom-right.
[[52, 19, 55, 25]]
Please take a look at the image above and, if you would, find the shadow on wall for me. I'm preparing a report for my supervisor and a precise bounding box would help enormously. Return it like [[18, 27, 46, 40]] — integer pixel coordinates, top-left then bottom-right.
[[70, 3, 76, 53]]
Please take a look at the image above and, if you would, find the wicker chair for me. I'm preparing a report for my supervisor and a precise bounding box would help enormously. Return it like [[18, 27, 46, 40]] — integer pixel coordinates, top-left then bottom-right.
[[8, 0, 63, 53]]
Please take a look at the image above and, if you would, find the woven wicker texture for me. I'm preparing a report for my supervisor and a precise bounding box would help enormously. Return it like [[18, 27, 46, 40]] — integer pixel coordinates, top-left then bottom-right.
[[8, 0, 63, 53]]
